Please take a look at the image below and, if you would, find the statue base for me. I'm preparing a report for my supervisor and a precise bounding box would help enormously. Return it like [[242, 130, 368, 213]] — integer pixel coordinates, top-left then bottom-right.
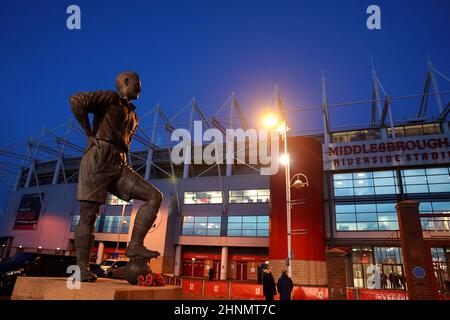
[[11, 277, 182, 300]]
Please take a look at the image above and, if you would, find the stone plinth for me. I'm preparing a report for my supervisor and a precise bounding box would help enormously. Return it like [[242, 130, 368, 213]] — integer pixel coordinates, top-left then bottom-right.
[[11, 277, 183, 300]]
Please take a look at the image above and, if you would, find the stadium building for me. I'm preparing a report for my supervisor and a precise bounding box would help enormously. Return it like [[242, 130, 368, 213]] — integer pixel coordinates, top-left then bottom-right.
[[0, 62, 449, 294]]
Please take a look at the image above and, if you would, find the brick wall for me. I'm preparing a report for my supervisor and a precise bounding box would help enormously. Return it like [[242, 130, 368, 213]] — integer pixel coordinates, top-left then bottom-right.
[[269, 259, 327, 286], [396, 200, 437, 300], [326, 248, 347, 300]]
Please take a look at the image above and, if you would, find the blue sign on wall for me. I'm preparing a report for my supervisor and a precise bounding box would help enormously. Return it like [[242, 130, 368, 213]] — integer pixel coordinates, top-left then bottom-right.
[[412, 266, 426, 279]]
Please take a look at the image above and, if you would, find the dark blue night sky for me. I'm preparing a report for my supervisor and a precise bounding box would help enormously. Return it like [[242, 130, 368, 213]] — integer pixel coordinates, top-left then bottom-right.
[[0, 0, 449, 147]]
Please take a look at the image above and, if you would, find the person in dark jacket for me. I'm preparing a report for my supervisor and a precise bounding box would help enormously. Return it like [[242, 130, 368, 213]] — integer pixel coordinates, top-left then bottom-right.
[[262, 268, 277, 300], [276, 270, 294, 300], [257, 265, 263, 284], [208, 267, 215, 281]]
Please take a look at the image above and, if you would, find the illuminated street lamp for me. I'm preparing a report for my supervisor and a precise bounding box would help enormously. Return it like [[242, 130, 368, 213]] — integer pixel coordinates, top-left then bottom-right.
[[262, 113, 309, 278]]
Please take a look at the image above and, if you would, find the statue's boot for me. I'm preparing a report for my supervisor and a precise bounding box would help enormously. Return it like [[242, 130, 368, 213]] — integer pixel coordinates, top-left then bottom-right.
[[74, 202, 99, 282], [126, 205, 160, 259], [75, 247, 97, 282]]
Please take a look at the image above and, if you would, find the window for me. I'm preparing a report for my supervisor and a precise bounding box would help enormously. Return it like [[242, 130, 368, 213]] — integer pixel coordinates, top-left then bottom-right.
[[333, 170, 399, 197], [351, 247, 374, 288], [227, 216, 269, 237], [70, 215, 129, 234], [387, 123, 441, 138], [402, 167, 450, 194], [101, 216, 130, 233], [107, 193, 133, 206], [332, 129, 381, 143], [419, 201, 450, 231], [183, 191, 223, 204], [229, 189, 270, 203], [181, 216, 222, 236], [335, 202, 398, 231], [351, 247, 406, 290], [374, 247, 403, 264]]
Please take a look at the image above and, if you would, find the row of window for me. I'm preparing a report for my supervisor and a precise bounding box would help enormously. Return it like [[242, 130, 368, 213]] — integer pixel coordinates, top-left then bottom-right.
[[334, 170, 399, 196], [387, 123, 442, 138], [335, 202, 398, 231], [183, 189, 270, 204], [181, 215, 269, 237], [335, 200, 450, 232], [352, 247, 404, 265], [333, 167, 450, 197], [70, 215, 130, 234], [331, 123, 442, 143], [332, 129, 381, 143]]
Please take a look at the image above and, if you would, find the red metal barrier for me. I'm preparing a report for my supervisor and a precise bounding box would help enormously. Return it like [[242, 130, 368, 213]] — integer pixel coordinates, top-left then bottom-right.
[[292, 286, 328, 300], [230, 283, 264, 300], [182, 279, 203, 296], [204, 281, 229, 298]]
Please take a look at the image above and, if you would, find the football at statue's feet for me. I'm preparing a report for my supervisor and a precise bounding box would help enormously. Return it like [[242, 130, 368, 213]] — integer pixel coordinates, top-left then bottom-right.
[[124, 257, 152, 285]]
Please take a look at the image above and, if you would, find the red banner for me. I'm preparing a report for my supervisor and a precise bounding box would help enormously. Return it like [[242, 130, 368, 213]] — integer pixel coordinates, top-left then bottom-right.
[[292, 286, 328, 300], [348, 289, 408, 300], [229, 255, 268, 262], [182, 253, 221, 260], [230, 283, 264, 300], [14, 193, 44, 230], [204, 281, 229, 298], [182, 279, 202, 296]]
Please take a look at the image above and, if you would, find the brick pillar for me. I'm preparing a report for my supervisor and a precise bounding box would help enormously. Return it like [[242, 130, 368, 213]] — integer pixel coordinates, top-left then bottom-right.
[[446, 250, 450, 281], [396, 200, 437, 300], [326, 248, 347, 300]]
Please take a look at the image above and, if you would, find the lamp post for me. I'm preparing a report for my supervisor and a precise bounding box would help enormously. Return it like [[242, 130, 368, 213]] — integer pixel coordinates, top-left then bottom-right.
[[263, 114, 309, 278], [115, 203, 128, 258]]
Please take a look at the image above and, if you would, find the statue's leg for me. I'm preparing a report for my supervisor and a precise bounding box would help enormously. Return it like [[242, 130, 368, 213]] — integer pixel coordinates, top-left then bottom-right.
[[125, 178, 163, 259], [74, 201, 100, 282]]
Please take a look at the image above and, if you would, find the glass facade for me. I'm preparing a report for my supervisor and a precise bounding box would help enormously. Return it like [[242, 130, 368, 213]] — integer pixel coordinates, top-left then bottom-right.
[[333, 166, 450, 232], [419, 201, 450, 231], [401, 168, 450, 194], [333, 171, 399, 197], [351, 247, 405, 290], [180, 215, 269, 237], [335, 202, 398, 231], [184, 191, 223, 204], [181, 216, 221, 236], [229, 189, 270, 203], [70, 215, 130, 234], [227, 216, 269, 237]]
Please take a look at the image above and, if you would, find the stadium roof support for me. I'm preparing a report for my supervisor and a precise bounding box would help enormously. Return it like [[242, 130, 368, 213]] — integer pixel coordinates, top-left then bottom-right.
[[418, 56, 450, 133], [370, 57, 395, 138]]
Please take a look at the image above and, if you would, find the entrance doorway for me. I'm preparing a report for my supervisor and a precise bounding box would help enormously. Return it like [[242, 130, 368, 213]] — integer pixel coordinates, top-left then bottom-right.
[[213, 260, 221, 279], [182, 259, 193, 276], [382, 264, 405, 290], [236, 261, 247, 281], [193, 260, 205, 277]]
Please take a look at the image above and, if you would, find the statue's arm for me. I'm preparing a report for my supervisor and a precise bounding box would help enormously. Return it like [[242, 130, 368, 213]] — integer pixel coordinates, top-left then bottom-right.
[[69, 90, 117, 137]]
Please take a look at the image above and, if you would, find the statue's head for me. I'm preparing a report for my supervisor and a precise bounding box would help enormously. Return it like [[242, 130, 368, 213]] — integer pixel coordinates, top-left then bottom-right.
[[116, 71, 141, 100]]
